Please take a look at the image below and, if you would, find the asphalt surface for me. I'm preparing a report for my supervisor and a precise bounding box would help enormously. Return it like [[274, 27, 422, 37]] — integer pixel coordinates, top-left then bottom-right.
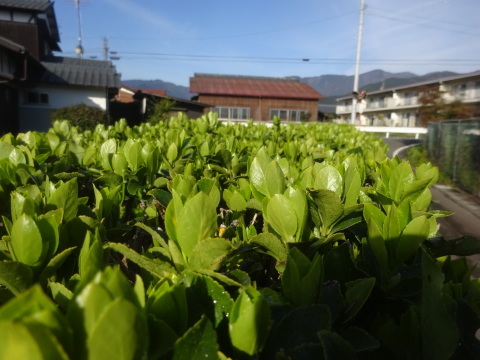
[[385, 137, 480, 277]]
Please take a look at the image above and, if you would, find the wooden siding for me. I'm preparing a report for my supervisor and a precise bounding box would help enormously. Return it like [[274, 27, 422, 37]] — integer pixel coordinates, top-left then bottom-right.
[[197, 95, 318, 121], [0, 21, 39, 59]]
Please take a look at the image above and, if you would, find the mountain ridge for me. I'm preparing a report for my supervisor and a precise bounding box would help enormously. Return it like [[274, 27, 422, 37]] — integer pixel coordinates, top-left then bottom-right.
[[123, 69, 461, 101]]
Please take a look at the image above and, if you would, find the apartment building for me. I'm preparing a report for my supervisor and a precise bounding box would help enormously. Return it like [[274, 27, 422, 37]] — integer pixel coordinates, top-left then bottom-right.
[[336, 71, 480, 127]]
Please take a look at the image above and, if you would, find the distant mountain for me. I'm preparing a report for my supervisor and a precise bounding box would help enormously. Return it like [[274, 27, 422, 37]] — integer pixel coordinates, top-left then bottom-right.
[[122, 79, 194, 100], [300, 69, 459, 98], [123, 69, 460, 102]]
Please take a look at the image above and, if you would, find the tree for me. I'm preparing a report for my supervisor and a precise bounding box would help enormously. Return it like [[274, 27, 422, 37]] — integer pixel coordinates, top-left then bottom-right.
[[147, 98, 176, 124], [418, 85, 474, 126], [50, 103, 109, 130]]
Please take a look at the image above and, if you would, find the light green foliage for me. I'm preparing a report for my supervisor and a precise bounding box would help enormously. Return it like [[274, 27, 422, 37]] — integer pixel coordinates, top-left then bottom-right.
[[0, 115, 478, 359]]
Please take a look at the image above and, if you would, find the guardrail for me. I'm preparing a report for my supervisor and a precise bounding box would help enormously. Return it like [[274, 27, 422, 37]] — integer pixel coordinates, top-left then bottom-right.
[[355, 126, 428, 139], [217, 120, 428, 139]]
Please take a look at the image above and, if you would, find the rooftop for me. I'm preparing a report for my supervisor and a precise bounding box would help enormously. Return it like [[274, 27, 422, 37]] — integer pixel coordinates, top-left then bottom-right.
[[0, 0, 52, 11], [337, 70, 480, 100], [35, 56, 121, 88], [190, 73, 323, 100]]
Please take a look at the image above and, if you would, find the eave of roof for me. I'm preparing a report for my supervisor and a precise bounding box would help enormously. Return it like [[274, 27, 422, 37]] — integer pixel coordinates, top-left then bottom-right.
[[0, 35, 26, 53], [0, 0, 51, 12], [190, 74, 323, 100], [36, 56, 121, 88]]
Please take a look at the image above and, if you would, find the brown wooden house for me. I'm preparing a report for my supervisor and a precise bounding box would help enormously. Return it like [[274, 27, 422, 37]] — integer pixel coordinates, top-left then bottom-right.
[[111, 85, 211, 126], [189, 73, 323, 122]]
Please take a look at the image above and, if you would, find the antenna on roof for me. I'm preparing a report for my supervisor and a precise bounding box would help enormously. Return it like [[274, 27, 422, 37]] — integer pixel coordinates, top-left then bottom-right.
[[74, 0, 84, 57], [103, 37, 121, 61]]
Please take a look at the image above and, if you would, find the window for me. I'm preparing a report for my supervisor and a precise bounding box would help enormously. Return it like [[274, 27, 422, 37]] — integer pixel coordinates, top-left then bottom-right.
[[270, 109, 308, 122], [25, 91, 49, 105], [0, 50, 15, 75], [40, 93, 49, 104], [456, 84, 467, 99], [212, 107, 250, 120]]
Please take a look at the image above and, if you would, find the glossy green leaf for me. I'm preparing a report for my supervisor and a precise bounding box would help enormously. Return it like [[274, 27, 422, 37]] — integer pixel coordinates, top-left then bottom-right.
[[188, 238, 232, 271], [112, 153, 128, 176], [184, 273, 234, 328], [249, 157, 268, 197], [223, 189, 247, 212], [383, 204, 401, 257], [39, 247, 76, 286], [78, 231, 104, 289], [48, 282, 73, 311], [265, 194, 297, 241], [147, 279, 187, 335], [282, 248, 323, 306], [286, 187, 308, 241], [167, 143, 178, 164], [0, 142, 14, 159], [389, 161, 414, 203], [123, 139, 143, 172], [309, 189, 344, 233], [10, 214, 44, 267], [314, 164, 343, 196], [106, 242, 176, 277], [0, 261, 33, 296], [172, 316, 218, 360], [0, 321, 69, 360], [421, 248, 458, 360], [47, 178, 78, 222], [229, 286, 271, 356], [265, 160, 286, 197], [99, 139, 117, 171], [344, 165, 361, 207], [343, 277, 376, 322], [173, 192, 218, 259], [87, 298, 147, 360], [249, 233, 288, 263], [396, 216, 430, 263]]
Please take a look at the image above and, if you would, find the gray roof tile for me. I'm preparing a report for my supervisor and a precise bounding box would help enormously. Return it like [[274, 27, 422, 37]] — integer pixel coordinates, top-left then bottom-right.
[[37, 56, 121, 88], [0, 0, 51, 11]]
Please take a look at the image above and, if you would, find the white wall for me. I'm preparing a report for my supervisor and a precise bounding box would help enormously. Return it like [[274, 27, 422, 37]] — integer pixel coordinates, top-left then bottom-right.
[[28, 85, 108, 110], [18, 84, 109, 132]]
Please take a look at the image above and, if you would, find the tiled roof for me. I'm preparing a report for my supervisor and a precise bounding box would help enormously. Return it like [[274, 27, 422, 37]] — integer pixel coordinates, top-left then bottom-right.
[[190, 74, 323, 100], [35, 56, 121, 88], [0, 0, 51, 11], [138, 88, 167, 96]]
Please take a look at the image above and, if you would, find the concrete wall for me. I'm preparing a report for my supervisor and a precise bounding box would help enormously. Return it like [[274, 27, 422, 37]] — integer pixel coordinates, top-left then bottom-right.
[[18, 84, 108, 132]]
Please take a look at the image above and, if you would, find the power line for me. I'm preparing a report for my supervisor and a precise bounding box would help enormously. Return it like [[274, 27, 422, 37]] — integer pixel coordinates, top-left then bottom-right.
[[367, 5, 480, 29], [366, 10, 479, 37]]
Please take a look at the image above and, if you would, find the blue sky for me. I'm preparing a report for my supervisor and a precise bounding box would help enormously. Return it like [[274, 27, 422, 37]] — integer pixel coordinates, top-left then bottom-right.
[[53, 0, 480, 86]]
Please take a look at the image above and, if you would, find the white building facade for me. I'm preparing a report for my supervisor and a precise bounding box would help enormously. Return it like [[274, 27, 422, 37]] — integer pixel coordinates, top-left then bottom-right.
[[336, 71, 480, 127]]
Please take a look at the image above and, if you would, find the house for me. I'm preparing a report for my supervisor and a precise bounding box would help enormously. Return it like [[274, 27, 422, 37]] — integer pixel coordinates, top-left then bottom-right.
[[335, 71, 480, 127], [111, 85, 211, 126], [0, 0, 120, 133], [0, 36, 29, 134], [189, 73, 323, 122]]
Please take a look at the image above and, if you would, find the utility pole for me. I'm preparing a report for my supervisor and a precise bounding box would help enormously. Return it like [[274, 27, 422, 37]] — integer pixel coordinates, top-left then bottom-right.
[[103, 36, 109, 61], [74, 0, 84, 57], [351, 0, 366, 125]]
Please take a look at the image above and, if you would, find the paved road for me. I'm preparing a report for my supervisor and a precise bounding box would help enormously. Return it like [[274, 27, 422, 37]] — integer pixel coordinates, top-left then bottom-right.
[[383, 137, 423, 158], [385, 137, 480, 277]]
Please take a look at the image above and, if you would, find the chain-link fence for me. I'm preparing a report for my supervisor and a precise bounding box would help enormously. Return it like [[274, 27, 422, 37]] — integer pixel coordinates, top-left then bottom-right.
[[426, 119, 480, 196]]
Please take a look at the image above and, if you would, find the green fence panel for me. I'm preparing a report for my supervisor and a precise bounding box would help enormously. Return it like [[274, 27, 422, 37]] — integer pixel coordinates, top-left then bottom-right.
[[427, 119, 480, 196]]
